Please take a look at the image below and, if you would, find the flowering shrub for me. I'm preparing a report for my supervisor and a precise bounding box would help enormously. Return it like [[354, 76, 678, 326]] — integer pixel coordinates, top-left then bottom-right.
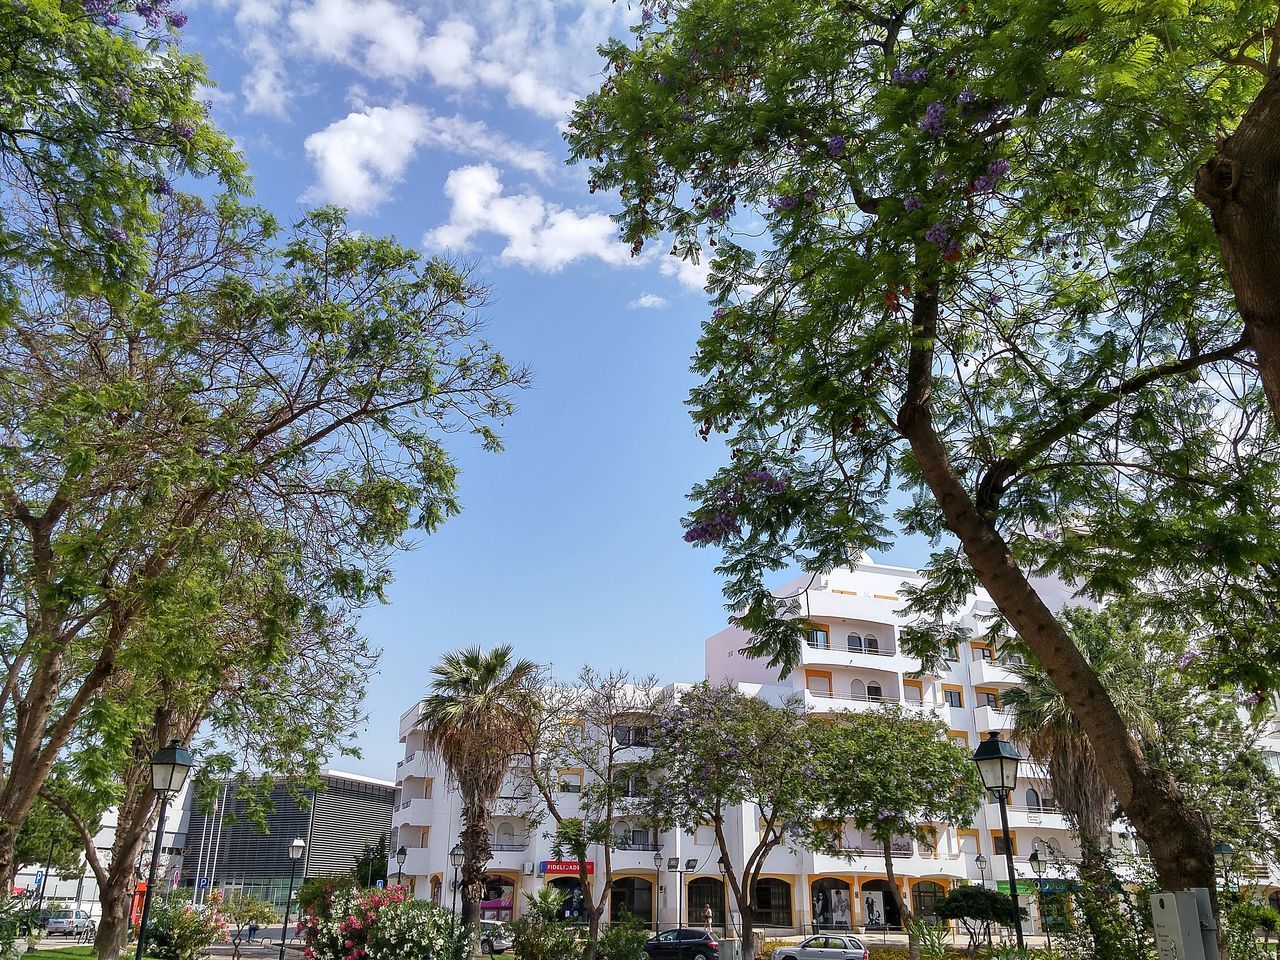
[[148, 890, 230, 960], [299, 885, 465, 960]]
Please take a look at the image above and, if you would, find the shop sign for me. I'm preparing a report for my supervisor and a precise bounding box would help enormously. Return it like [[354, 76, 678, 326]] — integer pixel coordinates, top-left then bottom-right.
[[540, 861, 594, 877]]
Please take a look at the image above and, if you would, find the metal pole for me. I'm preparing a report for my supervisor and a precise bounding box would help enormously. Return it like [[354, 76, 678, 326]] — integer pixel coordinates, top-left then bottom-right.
[[135, 793, 170, 960], [396, 864, 403, 886], [654, 866, 660, 934], [451, 866, 460, 942], [1039, 877, 1052, 952], [278, 856, 299, 960], [677, 870, 684, 960], [995, 792, 1024, 948], [36, 833, 55, 914]]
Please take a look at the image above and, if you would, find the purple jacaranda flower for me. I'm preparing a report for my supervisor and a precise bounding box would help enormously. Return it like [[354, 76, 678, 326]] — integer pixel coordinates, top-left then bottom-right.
[[957, 89, 977, 104], [890, 67, 905, 84], [708, 206, 727, 221], [103, 10, 120, 24], [827, 134, 846, 158], [768, 195, 799, 210], [112, 83, 131, 104], [713, 307, 727, 319], [105, 226, 129, 244], [135, 2, 162, 27], [971, 174, 994, 193], [988, 157, 1011, 177], [919, 101, 946, 136], [153, 176, 174, 196], [909, 67, 927, 83], [802, 188, 817, 201], [166, 9, 187, 26], [173, 121, 197, 139], [1177, 651, 1195, 667], [904, 196, 922, 212], [925, 223, 949, 245], [1243, 692, 1263, 707]]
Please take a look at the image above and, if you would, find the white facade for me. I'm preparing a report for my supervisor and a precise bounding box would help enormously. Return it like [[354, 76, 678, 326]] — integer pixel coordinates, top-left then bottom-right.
[[388, 557, 1276, 935]]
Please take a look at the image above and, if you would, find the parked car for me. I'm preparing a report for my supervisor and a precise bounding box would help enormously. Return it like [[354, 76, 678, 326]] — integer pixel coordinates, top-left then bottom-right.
[[479, 919, 513, 954], [772, 934, 867, 960], [45, 909, 95, 937], [642, 928, 719, 960]]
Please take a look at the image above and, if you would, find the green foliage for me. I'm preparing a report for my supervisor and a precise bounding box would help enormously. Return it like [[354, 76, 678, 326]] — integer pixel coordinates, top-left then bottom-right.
[[0, 0, 245, 301], [0, 897, 39, 955], [509, 888, 583, 960], [147, 891, 230, 960], [1223, 899, 1280, 960], [806, 706, 983, 856], [221, 893, 276, 960], [596, 914, 650, 960], [299, 885, 465, 960], [13, 797, 91, 880], [350, 834, 389, 888], [936, 886, 1027, 952], [907, 918, 953, 960], [296, 877, 352, 926], [759, 939, 790, 959]]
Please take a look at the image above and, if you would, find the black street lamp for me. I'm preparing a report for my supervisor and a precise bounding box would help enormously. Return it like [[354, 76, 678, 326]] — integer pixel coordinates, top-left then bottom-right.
[[717, 857, 728, 940], [278, 838, 306, 960], [975, 854, 989, 889], [1213, 840, 1235, 890], [449, 844, 465, 938], [973, 732, 1025, 949], [136, 740, 194, 960], [395, 846, 408, 886], [1028, 849, 1050, 952], [652, 852, 664, 934]]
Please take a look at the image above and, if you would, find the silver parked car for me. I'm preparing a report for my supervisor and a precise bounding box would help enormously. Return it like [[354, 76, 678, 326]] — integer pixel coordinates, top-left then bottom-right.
[[45, 909, 95, 937], [772, 935, 867, 960]]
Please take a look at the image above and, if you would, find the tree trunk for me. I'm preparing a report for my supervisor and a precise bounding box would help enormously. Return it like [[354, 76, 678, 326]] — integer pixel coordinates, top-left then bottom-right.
[[897, 291, 1217, 907], [881, 839, 918, 960], [95, 871, 138, 960], [735, 891, 755, 960], [1195, 71, 1280, 435], [459, 794, 492, 953]]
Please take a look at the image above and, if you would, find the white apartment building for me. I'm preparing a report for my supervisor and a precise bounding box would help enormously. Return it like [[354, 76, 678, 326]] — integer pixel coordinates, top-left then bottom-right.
[[389, 557, 1280, 936]]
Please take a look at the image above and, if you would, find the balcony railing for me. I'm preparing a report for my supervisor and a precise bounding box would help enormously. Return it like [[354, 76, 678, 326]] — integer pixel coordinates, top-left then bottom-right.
[[489, 841, 530, 851], [397, 751, 418, 768], [614, 840, 662, 851], [1008, 804, 1062, 814]]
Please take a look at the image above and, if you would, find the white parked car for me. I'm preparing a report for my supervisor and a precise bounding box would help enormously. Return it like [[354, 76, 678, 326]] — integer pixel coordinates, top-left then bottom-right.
[[772, 934, 867, 960], [479, 919, 513, 954], [45, 909, 95, 937]]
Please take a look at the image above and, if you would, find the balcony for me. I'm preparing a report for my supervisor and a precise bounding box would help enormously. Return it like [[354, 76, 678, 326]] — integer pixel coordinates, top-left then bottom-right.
[[969, 658, 1020, 686], [392, 797, 435, 827], [398, 701, 424, 740], [396, 846, 435, 878], [1003, 804, 1070, 831], [396, 751, 432, 781], [974, 705, 1015, 731]]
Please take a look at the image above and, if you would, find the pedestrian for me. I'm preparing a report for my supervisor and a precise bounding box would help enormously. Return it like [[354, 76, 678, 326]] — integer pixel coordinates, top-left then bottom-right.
[[702, 904, 713, 934], [247, 922, 259, 943]]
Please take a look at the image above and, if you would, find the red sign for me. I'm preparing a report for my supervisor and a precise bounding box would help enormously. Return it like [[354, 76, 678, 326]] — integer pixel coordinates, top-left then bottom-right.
[[541, 861, 594, 877]]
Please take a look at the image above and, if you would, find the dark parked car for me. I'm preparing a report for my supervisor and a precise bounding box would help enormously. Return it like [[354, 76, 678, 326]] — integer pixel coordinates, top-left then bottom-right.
[[643, 929, 719, 960]]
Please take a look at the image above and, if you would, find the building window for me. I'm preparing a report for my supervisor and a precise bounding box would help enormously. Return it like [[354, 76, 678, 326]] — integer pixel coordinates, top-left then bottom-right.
[[992, 832, 1017, 857], [978, 690, 999, 709], [751, 878, 793, 928], [866, 681, 884, 702], [943, 687, 964, 708], [1025, 788, 1041, 810], [851, 679, 867, 700], [694, 824, 717, 846], [807, 672, 832, 697], [973, 644, 994, 661], [847, 633, 863, 653], [904, 683, 923, 704], [807, 627, 830, 650], [615, 724, 651, 747], [688, 878, 726, 926], [864, 633, 880, 654], [558, 770, 583, 793]]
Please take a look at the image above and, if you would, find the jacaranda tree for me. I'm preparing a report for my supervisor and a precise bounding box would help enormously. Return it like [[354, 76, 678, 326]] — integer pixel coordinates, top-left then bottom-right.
[[567, 0, 1280, 914]]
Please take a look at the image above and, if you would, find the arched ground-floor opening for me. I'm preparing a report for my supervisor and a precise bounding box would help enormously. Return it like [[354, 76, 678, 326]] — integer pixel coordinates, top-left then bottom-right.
[[687, 877, 726, 927], [811, 878, 854, 931], [611, 876, 654, 925], [1270, 890, 1280, 913], [481, 874, 516, 922], [860, 879, 902, 930], [429, 875, 442, 905], [910, 880, 947, 921], [751, 877, 793, 929], [549, 877, 586, 921]]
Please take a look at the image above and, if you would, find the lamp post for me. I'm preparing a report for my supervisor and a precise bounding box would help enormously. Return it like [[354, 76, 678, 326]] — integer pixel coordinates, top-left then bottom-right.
[[717, 857, 728, 940], [653, 852, 664, 934], [278, 838, 306, 960], [136, 740, 194, 960], [973, 732, 1025, 949], [975, 854, 988, 889], [1028, 849, 1050, 951], [449, 844, 465, 940], [395, 846, 407, 886], [1213, 840, 1235, 891]]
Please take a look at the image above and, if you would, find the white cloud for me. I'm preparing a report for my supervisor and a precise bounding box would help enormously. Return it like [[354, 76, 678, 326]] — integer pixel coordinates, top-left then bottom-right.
[[425, 164, 632, 272], [303, 105, 554, 213], [659, 254, 711, 292], [289, 0, 468, 83], [303, 104, 429, 212], [628, 293, 668, 309]]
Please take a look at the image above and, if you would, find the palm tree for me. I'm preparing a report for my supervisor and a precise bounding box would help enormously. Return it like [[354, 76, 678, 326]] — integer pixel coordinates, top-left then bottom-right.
[[1002, 608, 1155, 957], [417, 645, 539, 931]]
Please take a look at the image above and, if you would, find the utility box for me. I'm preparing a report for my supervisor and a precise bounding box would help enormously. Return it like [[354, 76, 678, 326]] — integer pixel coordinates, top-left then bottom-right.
[[1150, 890, 1219, 960]]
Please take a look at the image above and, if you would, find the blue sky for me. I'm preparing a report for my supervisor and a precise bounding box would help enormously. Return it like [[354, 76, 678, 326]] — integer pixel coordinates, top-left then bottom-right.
[[181, 0, 926, 779]]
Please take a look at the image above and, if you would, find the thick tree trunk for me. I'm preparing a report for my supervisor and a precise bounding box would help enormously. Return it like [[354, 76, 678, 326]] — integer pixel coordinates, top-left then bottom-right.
[[897, 292, 1217, 907], [1195, 71, 1280, 434], [881, 839, 918, 960], [95, 872, 138, 960], [459, 797, 491, 953]]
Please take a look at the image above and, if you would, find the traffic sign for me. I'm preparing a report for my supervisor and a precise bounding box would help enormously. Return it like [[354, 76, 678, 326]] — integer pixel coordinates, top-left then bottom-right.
[[34, 872, 44, 886], [198, 877, 210, 889], [375, 880, 384, 890]]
